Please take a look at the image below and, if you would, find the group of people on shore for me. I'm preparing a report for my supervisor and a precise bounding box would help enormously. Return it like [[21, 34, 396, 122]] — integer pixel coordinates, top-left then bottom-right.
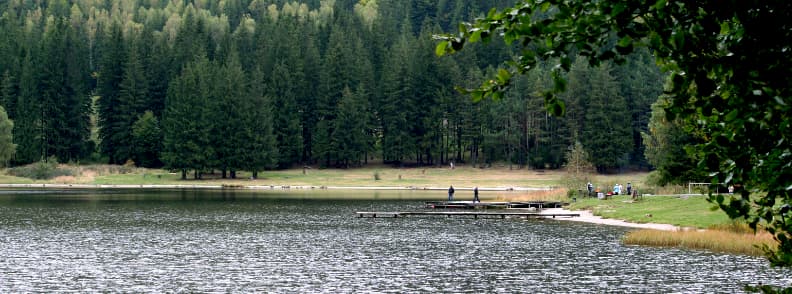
[[587, 182, 633, 197], [447, 185, 479, 202]]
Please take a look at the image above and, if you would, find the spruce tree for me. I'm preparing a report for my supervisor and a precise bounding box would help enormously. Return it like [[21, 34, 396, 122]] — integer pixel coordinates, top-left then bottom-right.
[[269, 61, 302, 169], [131, 111, 162, 168], [114, 34, 149, 164], [0, 105, 16, 166], [13, 52, 40, 164], [580, 63, 631, 171], [96, 22, 127, 163], [211, 50, 249, 178], [37, 17, 92, 162], [333, 86, 367, 168], [162, 56, 214, 179]]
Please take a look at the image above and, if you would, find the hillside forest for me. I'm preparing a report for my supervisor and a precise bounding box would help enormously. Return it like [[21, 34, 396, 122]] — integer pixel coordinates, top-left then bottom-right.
[[0, 0, 669, 179]]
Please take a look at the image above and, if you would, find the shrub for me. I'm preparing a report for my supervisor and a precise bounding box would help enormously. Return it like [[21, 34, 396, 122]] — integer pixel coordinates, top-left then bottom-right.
[[8, 157, 74, 180], [373, 171, 381, 181]]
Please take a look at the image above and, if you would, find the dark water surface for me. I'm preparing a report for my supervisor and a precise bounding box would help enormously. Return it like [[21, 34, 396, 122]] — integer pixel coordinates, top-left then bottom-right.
[[0, 189, 789, 292]]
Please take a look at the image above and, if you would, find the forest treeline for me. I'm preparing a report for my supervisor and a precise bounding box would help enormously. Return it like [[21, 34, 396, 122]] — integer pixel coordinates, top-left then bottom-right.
[[0, 0, 665, 179]]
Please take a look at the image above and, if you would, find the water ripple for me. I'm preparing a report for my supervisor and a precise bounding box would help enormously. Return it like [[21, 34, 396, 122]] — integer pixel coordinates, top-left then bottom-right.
[[0, 191, 789, 292]]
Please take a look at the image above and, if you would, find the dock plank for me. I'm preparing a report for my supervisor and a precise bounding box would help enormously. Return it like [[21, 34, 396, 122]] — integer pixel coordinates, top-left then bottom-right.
[[356, 211, 579, 219]]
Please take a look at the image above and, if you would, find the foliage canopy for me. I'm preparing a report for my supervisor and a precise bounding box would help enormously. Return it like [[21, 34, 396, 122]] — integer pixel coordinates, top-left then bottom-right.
[[436, 0, 792, 266]]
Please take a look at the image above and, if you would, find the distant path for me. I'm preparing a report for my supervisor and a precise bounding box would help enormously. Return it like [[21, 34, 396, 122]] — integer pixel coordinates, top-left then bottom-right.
[[0, 183, 553, 192], [541, 208, 680, 231]]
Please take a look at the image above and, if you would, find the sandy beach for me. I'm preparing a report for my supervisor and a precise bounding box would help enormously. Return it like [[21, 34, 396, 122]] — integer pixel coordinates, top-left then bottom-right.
[[542, 207, 679, 231]]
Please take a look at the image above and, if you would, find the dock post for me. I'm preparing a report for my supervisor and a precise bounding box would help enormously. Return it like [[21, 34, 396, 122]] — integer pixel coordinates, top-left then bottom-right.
[[501, 214, 505, 219], [474, 214, 478, 219]]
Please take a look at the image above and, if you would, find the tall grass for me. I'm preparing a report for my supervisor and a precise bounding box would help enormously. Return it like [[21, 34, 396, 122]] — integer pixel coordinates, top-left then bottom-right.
[[495, 188, 568, 202], [623, 224, 776, 256]]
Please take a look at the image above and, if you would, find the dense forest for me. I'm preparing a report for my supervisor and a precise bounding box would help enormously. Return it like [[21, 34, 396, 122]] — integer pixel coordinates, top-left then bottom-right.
[[0, 0, 664, 178]]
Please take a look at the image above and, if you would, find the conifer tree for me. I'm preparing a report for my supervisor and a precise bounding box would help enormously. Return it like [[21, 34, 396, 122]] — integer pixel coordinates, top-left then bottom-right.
[[131, 111, 162, 168], [162, 56, 214, 179], [0, 105, 16, 166], [269, 61, 302, 169], [96, 22, 127, 163], [113, 34, 150, 164], [333, 86, 367, 168], [38, 17, 92, 162], [580, 63, 631, 171], [12, 52, 40, 164]]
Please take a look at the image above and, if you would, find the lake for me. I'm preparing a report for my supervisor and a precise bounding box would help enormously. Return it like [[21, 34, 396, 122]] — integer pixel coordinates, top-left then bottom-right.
[[0, 188, 789, 292]]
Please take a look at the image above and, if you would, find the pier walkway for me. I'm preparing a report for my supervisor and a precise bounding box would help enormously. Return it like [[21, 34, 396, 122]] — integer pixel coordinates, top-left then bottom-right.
[[356, 211, 580, 219], [424, 201, 566, 209]]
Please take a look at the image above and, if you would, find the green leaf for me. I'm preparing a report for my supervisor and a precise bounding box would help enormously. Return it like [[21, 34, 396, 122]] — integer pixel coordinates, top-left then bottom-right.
[[547, 99, 566, 116], [471, 90, 484, 102], [724, 109, 739, 122], [470, 30, 482, 43], [617, 36, 632, 48], [540, 2, 552, 12], [611, 3, 627, 16], [496, 68, 512, 83], [560, 57, 571, 71], [435, 41, 449, 56], [652, 0, 667, 10]]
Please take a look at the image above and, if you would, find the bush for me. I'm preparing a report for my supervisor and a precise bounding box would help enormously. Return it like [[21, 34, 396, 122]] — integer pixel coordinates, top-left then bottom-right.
[[8, 158, 74, 180], [373, 171, 381, 181]]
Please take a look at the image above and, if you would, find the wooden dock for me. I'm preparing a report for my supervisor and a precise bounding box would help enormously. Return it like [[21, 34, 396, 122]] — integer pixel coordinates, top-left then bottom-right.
[[356, 211, 580, 219], [424, 201, 567, 209]]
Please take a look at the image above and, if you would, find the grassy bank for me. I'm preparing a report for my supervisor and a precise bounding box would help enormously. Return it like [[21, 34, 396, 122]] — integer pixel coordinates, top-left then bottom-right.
[[1, 163, 650, 190], [623, 224, 777, 257], [567, 194, 777, 257], [568, 194, 731, 228]]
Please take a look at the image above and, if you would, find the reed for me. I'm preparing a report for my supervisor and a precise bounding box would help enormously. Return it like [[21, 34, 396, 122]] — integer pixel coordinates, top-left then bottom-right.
[[623, 225, 777, 256], [495, 188, 568, 202]]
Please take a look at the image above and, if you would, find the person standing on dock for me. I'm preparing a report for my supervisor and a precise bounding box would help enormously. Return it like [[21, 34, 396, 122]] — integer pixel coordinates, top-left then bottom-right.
[[473, 186, 480, 202], [448, 185, 455, 201]]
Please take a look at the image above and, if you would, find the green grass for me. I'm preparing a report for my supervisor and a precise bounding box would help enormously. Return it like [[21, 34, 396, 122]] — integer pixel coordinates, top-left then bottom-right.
[[0, 165, 579, 188], [569, 195, 731, 228]]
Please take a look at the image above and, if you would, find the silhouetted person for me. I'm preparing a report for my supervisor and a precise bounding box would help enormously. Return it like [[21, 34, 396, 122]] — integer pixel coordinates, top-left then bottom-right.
[[473, 186, 480, 203], [448, 185, 455, 201]]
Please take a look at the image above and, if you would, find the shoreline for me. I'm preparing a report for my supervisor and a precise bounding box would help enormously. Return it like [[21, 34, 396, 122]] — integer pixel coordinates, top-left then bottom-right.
[[0, 184, 680, 231], [0, 183, 554, 192], [541, 207, 680, 231]]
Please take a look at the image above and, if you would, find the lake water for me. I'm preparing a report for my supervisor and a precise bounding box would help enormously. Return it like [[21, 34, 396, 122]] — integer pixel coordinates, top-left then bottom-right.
[[0, 189, 789, 292]]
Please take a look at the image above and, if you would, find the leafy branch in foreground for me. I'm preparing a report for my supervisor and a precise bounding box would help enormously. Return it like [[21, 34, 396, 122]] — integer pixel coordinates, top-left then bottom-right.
[[436, 0, 792, 267]]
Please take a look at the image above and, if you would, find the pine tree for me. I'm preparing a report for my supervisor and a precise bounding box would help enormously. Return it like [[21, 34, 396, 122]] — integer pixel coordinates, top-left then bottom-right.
[[241, 70, 277, 178], [0, 71, 16, 119], [211, 50, 249, 178], [379, 32, 413, 164], [580, 63, 631, 171], [162, 56, 214, 179], [131, 111, 162, 168], [314, 24, 354, 167], [0, 105, 16, 166], [269, 61, 302, 169], [333, 86, 367, 168], [13, 51, 40, 164], [96, 22, 127, 163], [37, 17, 92, 162], [113, 34, 150, 164]]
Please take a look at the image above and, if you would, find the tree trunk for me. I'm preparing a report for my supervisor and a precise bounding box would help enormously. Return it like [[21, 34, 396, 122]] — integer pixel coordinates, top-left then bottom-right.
[[222, 169, 227, 179], [230, 170, 236, 179], [181, 169, 187, 180], [252, 170, 258, 179]]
